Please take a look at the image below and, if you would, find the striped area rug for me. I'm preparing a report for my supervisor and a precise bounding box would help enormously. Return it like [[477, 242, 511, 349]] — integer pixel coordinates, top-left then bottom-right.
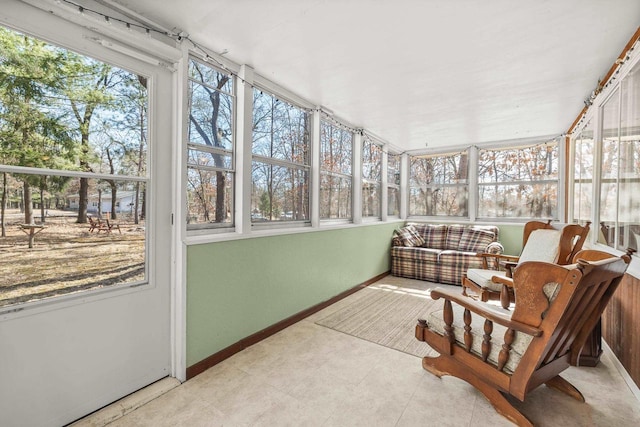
[[315, 275, 461, 357]]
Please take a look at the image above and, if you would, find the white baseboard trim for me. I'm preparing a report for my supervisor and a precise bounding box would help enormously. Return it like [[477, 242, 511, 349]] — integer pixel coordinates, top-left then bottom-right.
[[602, 340, 640, 402]]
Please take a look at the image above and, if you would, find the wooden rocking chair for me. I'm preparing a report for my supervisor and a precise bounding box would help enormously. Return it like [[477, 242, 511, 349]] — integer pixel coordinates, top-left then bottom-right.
[[463, 220, 590, 308], [416, 249, 631, 426]]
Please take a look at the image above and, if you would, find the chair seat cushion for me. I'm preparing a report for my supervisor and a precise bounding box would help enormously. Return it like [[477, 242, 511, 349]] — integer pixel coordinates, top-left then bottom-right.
[[427, 303, 532, 373], [466, 269, 507, 292]]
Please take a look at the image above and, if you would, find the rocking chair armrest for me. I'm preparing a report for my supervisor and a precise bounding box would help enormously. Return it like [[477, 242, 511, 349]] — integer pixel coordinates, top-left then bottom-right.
[[476, 253, 519, 262], [477, 253, 519, 270], [491, 275, 514, 288], [430, 287, 542, 337]]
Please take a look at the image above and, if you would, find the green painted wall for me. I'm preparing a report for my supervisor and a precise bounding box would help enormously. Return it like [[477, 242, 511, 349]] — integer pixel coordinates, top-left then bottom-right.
[[494, 223, 525, 255], [186, 222, 400, 367]]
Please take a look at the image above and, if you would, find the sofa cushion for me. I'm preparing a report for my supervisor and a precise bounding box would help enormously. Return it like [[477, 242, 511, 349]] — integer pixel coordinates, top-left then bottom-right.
[[445, 225, 466, 250], [458, 227, 496, 252], [394, 224, 426, 247], [438, 250, 486, 286], [410, 223, 447, 250]]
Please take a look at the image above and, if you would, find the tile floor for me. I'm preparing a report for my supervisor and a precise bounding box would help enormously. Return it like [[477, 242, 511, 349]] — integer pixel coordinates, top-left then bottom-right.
[[105, 283, 640, 427]]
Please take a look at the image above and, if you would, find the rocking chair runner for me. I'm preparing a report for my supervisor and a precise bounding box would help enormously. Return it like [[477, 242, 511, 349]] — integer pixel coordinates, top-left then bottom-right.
[[462, 220, 590, 309], [416, 249, 632, 427]]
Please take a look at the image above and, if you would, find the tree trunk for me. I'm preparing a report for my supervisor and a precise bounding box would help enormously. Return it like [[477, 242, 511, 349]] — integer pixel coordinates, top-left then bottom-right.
[[23, 180, 33, 224], [140, 188, 146, 220], [215, 171, 226, 222], [110, 183, 117, 220], [78, 177, 89, 223], [97, 188, 102, 218], [134, 182, 140, 224], [39, 176, 46, 223], [1, 172, 7, 237]]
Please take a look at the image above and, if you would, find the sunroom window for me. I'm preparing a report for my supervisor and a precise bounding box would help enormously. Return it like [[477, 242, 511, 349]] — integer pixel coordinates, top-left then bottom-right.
[[387, 152, 401, 216], [597, 63, 640, 251], [572, 121, 594, 224], [362, 137, 382, 219], [252, 89, 310, 223], [320, 120, 353, 220], [477, 142, 558, 219], [186, 58, 235, 229], [409, 151, 468, 217]]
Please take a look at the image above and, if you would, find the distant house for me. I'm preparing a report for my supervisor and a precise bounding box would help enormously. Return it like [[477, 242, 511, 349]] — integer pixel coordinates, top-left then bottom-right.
[[67, 190, 140, 215]]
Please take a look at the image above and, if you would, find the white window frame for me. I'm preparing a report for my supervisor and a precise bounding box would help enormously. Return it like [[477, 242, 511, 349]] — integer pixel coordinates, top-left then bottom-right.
[[319, 118, 354, 223], [250, 86, 312, 228], [386, 151, 401, 219], [185, 57, 236, 234], [408, 150, 470, 219], [476, 141, 561, 221], [361, 136, 383, 220], [568, 44, 640, 276]]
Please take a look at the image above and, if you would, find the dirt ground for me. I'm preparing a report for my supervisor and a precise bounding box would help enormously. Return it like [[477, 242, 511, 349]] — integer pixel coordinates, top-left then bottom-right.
[[0, 209, 145, 307]]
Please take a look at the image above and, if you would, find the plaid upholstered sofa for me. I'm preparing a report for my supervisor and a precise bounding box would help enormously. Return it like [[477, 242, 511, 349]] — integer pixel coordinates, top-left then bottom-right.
[[391, 223, 503, 286]]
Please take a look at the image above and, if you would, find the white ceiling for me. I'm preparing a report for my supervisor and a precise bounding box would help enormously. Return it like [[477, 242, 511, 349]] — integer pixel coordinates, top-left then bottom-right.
[[112, 0, 640, 152]]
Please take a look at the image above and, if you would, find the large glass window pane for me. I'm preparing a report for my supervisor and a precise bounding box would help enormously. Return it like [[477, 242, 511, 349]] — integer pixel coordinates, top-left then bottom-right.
[[573, 121, 594, 222], [253, 91, 309, 164], [478, 143, 558, 219], [186, 167, 233, 225], [614, 66, 640, 251], [362, 139, 382, 182], [0, 26, 149, 308], [319, 174, 351, 219], [409, 152, 468, 217], [387, 153, 401, 216], [362, 138, 382, 218], [0, 173, 146, 307], [387, 187, 399, 216], [477, 183, 557, 218], [362, 182, 380, 218], [599, 89, 620, 247], [251, 91, 310, 224], [187, 58, 235, 228], [252, 162, 309, 221], [320, 121, 353, 220], [320, 122, 352, 176]]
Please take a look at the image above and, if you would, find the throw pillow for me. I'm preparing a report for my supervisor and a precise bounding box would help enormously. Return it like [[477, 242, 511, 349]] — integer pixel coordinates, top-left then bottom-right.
[[395, 225, 426, 247]]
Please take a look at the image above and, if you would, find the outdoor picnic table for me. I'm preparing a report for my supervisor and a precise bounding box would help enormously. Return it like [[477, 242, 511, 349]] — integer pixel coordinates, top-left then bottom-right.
[[19, 224, 46, 249]]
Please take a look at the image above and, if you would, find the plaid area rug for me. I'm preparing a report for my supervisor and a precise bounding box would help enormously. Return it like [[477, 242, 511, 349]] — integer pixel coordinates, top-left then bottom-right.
[[315, 276, 459, 357]]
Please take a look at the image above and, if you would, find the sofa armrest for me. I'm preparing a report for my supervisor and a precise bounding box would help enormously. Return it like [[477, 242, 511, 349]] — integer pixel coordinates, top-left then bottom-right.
[[477, 242, 508, 269]]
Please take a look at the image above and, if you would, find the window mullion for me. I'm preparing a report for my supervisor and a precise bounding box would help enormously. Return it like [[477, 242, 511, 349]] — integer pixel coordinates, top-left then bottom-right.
[[236, 65, 255, 234], [311, 109, 321, 227], [353, 132, 362, 224]]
